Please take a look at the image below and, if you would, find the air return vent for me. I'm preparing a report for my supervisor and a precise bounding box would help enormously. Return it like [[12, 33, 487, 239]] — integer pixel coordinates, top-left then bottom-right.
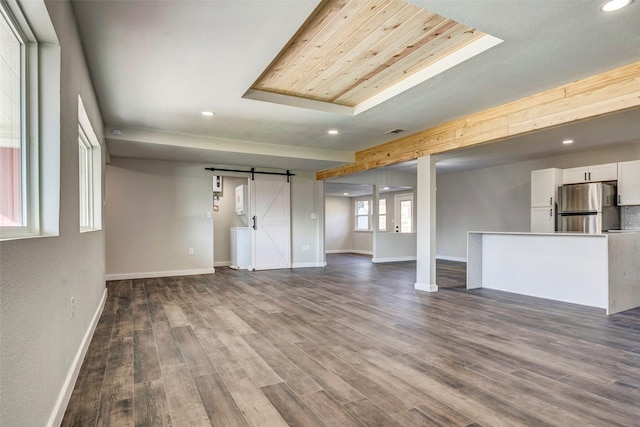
[[385, 128, 405, 135]]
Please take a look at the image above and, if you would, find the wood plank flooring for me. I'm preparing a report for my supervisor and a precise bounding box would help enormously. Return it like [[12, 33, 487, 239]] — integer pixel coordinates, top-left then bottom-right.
[[62, 256, 640, 426]]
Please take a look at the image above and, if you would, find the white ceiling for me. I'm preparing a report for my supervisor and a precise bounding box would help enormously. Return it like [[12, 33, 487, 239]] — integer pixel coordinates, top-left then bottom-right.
[[71, 0, 640, 173]]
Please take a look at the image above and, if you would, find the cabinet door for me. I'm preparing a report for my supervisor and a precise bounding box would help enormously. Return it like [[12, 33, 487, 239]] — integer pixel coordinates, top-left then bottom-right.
[[531, 207, 555, 233], [531, 169, 555, 207], [588, 163, 617, 182], [563, 166, 588, 184], [618, 160, 640, 205]]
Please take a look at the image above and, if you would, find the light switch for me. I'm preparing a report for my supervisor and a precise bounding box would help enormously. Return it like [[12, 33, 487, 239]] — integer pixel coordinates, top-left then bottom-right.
[[311, 213, 317, 220], [206, 211, 212, 219]]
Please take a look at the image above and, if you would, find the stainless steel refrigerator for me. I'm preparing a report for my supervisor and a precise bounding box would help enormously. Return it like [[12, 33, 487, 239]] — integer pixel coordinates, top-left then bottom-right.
[[557, 182, 619, 233]]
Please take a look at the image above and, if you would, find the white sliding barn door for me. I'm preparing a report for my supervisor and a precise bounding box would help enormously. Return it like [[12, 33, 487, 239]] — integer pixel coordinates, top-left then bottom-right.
[[250, 176, 291, 270]]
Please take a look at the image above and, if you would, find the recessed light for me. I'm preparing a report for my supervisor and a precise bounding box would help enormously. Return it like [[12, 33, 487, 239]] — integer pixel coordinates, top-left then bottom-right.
[[383, 187, 389, 190], [328, 129, 339, 135], [343, 192, 349, 196], [601, 0, 633, 12], [111, 129, 122, 136], [562, 139, 574, 145], [202, 111, 215, 116]]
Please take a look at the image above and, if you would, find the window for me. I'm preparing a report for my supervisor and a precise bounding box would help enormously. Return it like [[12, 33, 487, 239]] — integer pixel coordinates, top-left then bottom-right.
[[0, 1, 59, 240], [0, 5, 25, 230], [355, 199, 370, 231], [378, 198, 387, 231], [78, 96, 102, 231]]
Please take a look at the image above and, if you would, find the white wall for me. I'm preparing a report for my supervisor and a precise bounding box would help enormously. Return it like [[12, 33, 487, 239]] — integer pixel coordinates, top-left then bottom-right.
[[0, 2, 106, 426], [436, 142, 640, 260], [325, 196, 352, 252]]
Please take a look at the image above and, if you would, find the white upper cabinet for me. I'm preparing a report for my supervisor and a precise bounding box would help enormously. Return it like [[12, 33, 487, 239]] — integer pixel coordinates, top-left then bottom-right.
[[562, 163, 617, 184], [531, 168, 562, 207], [618, 160, 640, 206]]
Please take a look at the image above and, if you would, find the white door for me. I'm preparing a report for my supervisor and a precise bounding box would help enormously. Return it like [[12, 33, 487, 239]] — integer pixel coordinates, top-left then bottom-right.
[[394, 193, 414, 233], [250, 177, 291, 270]]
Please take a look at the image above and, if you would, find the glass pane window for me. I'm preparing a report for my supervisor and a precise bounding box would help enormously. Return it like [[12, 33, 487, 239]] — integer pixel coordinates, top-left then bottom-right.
[[355, 199, 370, 231], [378, 199, 386, 231], [400, 199, 412, 233], [0, 9, 25, 227], [78, 129, 91, 229]]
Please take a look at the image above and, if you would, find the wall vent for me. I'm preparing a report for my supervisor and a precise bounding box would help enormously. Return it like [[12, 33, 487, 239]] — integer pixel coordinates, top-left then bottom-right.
[[385, 128, 405, 135]]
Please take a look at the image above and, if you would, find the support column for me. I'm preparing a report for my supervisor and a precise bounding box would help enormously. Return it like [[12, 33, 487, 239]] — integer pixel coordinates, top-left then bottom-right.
[[415, 155, 437, 292]]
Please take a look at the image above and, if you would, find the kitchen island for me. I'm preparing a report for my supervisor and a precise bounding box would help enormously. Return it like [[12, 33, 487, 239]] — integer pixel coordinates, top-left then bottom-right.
[[467, 231, 640, 314]]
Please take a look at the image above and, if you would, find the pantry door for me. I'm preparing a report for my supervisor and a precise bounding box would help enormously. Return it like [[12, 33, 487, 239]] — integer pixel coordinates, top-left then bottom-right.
[[250, 176, 291, 270]]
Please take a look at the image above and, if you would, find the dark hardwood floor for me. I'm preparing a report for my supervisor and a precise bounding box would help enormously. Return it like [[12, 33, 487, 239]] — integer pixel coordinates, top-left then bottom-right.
[[63, 256, 640, 426]]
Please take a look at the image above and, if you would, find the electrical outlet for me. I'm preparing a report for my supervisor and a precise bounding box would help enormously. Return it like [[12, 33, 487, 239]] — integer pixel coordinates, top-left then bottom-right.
[[206, 211, 212, 219], [302, 245, 310, 251], [188, 248, 194, 255], [70, 297, 75, 318]]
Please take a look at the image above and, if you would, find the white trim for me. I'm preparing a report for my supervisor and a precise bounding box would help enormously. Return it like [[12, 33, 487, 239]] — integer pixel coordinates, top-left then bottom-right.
[[48, 287, 107, 427], [325, 249, 352, 254], [436, 255, 467, 263], [372, 256, 416, 263], [105, 268, 215, 281], [214, 260, 232, 267], [292, 262, 327, 268], [415, 282, 438, 292]]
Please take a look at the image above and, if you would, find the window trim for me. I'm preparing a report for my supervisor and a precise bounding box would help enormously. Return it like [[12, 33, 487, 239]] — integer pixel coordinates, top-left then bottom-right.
[[78, 95, 102, 232], [0, 1, 40, 240], [354, 198, 371, 232], [378, 198, 387, 231]]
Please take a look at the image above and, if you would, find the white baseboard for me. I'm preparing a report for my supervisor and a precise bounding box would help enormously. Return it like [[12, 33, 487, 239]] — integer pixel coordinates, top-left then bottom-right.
[[48, 287, 107, 427], [372, 256, 416, 263], [415, 282, 438, 292], [292, 262, 327, 268], [105, 268, 215, 281], [214, 261, 231, 267], [325, 249, 351, 254], [436, 255, 467, 262]]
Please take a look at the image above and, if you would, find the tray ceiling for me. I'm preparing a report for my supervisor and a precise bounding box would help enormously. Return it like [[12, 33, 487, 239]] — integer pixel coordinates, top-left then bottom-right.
[[245, 0, 502, 115]]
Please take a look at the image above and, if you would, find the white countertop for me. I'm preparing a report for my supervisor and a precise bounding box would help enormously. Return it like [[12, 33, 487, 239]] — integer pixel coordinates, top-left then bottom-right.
[[468, 231, 607, 237]]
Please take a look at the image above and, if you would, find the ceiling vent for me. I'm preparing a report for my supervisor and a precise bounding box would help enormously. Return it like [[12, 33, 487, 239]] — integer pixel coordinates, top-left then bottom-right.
[[385, 128, 405, 135]]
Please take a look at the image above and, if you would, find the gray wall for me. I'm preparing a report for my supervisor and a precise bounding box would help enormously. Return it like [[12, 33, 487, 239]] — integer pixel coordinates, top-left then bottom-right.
[[0, 2, 106, 425], [105, 158, 215, 277], [325, 196, 352, 252], [436, 142, 640, 260], [105, 162, 326, 275]]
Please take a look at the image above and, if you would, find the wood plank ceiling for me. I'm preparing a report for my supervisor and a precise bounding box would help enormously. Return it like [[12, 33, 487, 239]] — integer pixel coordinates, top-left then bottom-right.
[[250, 0, 486, 107]]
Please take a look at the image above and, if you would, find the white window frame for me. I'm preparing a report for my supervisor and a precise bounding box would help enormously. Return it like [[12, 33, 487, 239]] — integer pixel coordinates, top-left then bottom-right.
[[378, 198, 387, 231], [0, 2, 40, 240], [354, 199, 371, 231], [78, 95, 102, 232]]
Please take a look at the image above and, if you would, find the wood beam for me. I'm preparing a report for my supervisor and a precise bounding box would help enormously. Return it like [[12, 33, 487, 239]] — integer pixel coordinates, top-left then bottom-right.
[[316, 61, 640, 180]]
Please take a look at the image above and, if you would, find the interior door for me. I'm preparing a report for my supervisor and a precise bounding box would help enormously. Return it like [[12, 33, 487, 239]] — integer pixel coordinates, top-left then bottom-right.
[[250, 176, 291, 270]]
